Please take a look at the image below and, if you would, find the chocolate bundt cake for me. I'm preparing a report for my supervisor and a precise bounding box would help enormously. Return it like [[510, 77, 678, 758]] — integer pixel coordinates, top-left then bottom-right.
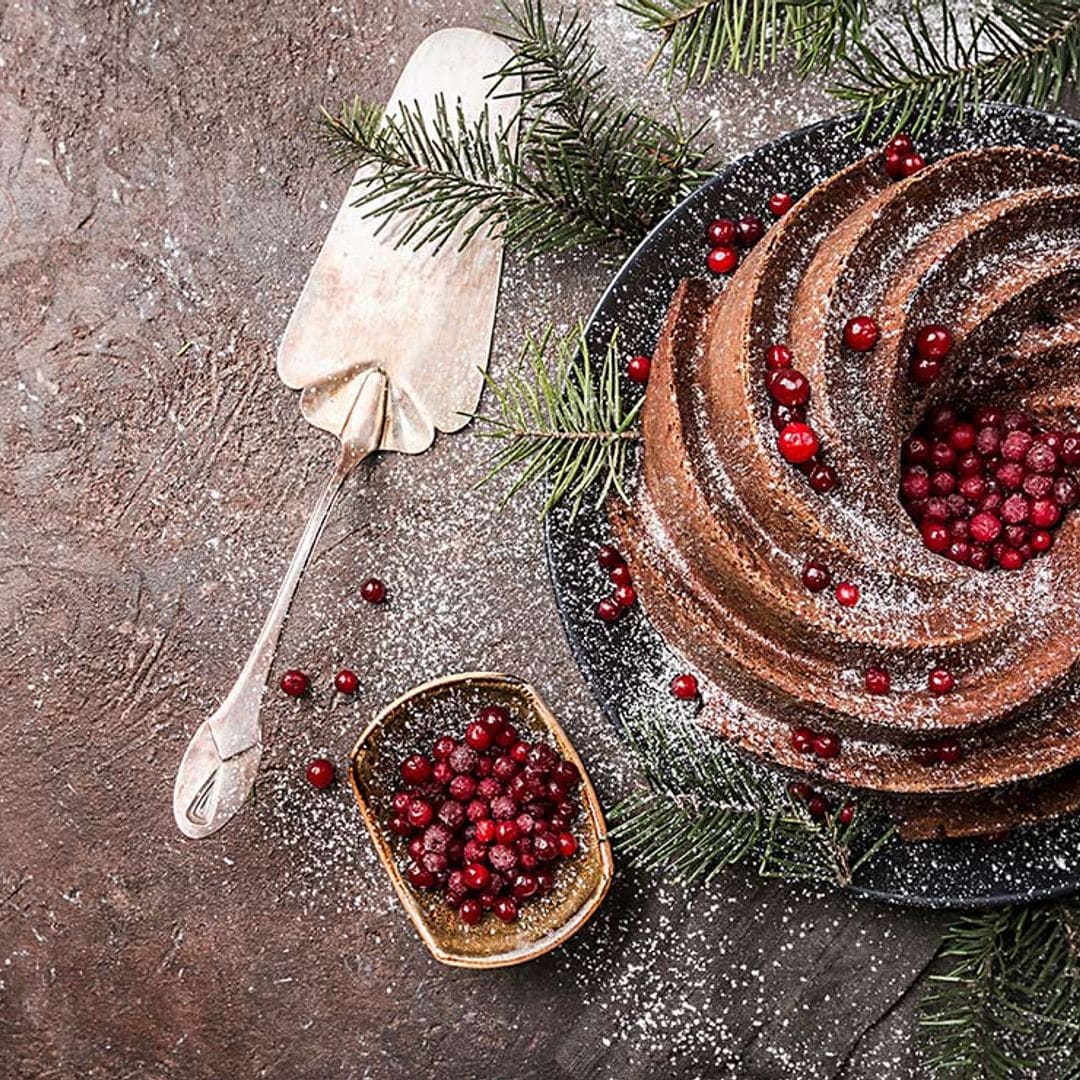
[[610, 142, 1080, 839]]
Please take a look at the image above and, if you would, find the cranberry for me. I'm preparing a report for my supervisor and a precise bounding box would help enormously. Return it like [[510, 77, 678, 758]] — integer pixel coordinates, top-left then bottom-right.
[[969, 545, 991, 570], [626, 354, 652, 385], [432, 736, 456, 761], [976, 426, 1001, 456], [778, 422, 820, 464], [937, 741, 963, 765], [1002, 431, 1034, 462], [948, 541, 971, 564], [901, 153, 925, 176], [608, 563, 632, 588], [808, 462, 838, 493], [910, 356, 941, 385], [791, 726, 815, 754], [770, 402, 806, 431], [466, 798, 488, 823], [448, 745, 478, 774], [802, 560, 832, 592], [903, 436, 931, 464], [835, 582, 860, 607], [736, 214, 765, 247], [921, 519, 950, 553], [813, 731, 840, 759], [494, 896, 519, 923], [930, 441, 957, 470], [928, 668, 955, 695], [915, 325, 953, 359], [787, 781, 811, 801], [596, 597, 622, 623], [843, 315, 879, 351], [766, 344, 793, 369], [334, 668, 359, 694], [306, 758, 334, 789], [401, 754, 433, 784], [512, 873, 539, 900], [1025, 442, 1058, 475], [1031, 529, 1053, 552], [957, 452, 982, 477], [1054, 476, 1079, 507], [475, 818, 497, 843], [552, 760, 580, 788], [929, 471, 955, 497], [464, 721, 492, 752], [460, 898, 482, 925], [494, 723, 518, 750], [597, 544, 624, 570], [463, 862, 491, 891], [766, 368, 810, 407], [913, 744, 940, 767], [557, 832, 578, 857], [706, 218, 736, 246], [510, 740, 530, 764], [1031, 499, 1061, 528], [407, 798, 434, 829], [1061, 433, 1080, 465], [768, 192, 793, 215], [490, 795, 517, 821], [279, 669, 309, 697], [998, 546, 1025, 570], [439, 800, 465, 830], [807, 794, 829, 819], [671, 673, 699, 700], [533, 832, 559, 861], [902, 467, 930, 501], [489, 844, 518, 873], [360, 577, 387, 604], [407, 863, 436, 889], [707, 246, 738, 274], [1001, 494, 1029, 524], [614, 584, 637, 608], [865, 667, 890, 694], [884, 149, 905, 179], [449, 774, 476, 801], [996, 462, 1025, 490], [1003, 410, 1033, 432], [838, 804, 856, 826], [959, 475, 986, 502]]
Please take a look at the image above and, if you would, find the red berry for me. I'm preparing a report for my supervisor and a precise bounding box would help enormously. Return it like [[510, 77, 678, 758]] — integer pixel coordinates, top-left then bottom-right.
[[279, 669, 309, 697], [998, 546, 1025, 570], [707, 246, 738, 274], [928, 668, 954, 695], [609, 563, 632, 587], [670, 673, 699, 700], [306, 758, 334, 789], [787, 781, 811, 801], [360, 577, 387, 604], [865, 667, 890, 694], [407, 798, 434, 829], [1030, 498, 1061, 528], [614, 584, 637, 608], [835, 582, 860, 607], [460, 898, 482, 925], [913, 744, 940, 767], [768, 192, 793, 215], [886, 133, 914, 155], [903, 436, 931, 464], [910, 356, 941, 385], [807, 794, 829, 819], [1002, 430, 1034, 462], [1060, 433, 1080, 466], [465, 721, 493, 751], [921, 519, 950, 553], [843, 316, 879, 352], [1031, 529, 1053, 552], [802, 560, 832, 592], [557, 832, 578, 857], [901, 467, 930, 502], [736, 214, 765, 247], [494, 896, 519, 923], [449, 774, 477, 801], [791, 726, 815, 754], [1053, 476, 1079, 507], [334, 669, 359, 694], [628, 355, 651, 384], [901, 153, 925, 176], [767, 368, 810, 406], [808, 462, 838, 493], [512, 873, 539, 900], [884, 149, 906, 178], [706, 218, 736, 246], [475, 818, 496, 843], [937, 741, 962, 765], [597, 544, 624, 570], [596, 597, 622, 623], [813, 731, 841, 759], [432, 736, 456, 761], [766, 344, 793, 369], [495, 820, 520, 845], [463, 862, 491, 891], [778, 422, 820, 464], [915, 325, 952, 360], [401, 754, 433, 784], [838, 803, 856, 826]]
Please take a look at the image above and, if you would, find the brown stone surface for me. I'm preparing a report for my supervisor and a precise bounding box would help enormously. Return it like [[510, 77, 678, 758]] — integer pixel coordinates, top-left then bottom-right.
[[1, 3, 1076, 1078]]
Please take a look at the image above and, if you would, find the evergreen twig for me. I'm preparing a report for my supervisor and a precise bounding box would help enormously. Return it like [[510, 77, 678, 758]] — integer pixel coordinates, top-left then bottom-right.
[[318, 0, 719, 259], [610, 711, 895, 887], [920, 901, 1080, 1079], [473, 322, 642, 520]]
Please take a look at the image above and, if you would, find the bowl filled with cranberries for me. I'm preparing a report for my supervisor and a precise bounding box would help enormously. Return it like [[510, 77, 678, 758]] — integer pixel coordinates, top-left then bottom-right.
[[347, 672, 614, 968]]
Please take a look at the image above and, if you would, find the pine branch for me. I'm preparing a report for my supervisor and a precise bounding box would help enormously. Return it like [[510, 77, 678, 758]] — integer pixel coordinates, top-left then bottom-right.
[[473, 322, 643, 520], [318, 0, 719, 259], [833, 0, 1080, 138], [609, 711, 895, 888], [920, 900, 1080, 1079]]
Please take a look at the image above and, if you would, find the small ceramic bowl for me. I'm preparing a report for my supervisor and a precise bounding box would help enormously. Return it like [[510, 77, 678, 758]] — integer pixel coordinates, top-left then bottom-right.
[[348, 671, 614, 968]]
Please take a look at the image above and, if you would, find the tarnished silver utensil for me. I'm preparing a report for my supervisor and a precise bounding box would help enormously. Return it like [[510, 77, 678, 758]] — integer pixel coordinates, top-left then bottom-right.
[[173, 27, 517, 839]]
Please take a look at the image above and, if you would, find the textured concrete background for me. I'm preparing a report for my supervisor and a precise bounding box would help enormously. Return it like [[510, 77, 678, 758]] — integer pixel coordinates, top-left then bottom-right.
[[2, 3, 1077, 1078]]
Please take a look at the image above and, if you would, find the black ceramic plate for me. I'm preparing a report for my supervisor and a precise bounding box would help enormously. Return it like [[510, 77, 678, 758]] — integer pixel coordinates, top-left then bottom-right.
[[545, 104, 1080, 909]]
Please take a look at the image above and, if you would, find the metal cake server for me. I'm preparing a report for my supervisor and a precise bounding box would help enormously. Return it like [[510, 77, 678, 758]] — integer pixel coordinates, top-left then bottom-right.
[[173, 27, 518, 839]]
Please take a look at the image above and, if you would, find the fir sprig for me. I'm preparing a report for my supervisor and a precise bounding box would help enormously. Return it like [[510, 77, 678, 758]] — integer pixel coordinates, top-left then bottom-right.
[[835, 0, 1080, 138], [610, 712, 895, 887], [920, 901, 1080, 1079], [474, 322, 642, 520], [319, 0, 719, 259]]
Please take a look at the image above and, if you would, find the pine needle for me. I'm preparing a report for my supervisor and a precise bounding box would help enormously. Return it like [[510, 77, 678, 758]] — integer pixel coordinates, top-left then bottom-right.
[[473, 322, 643, 520], [610, 712, 895, 888]]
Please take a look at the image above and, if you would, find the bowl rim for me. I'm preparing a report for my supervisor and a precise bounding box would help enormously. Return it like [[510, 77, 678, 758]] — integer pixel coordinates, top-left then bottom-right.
[[347, 670, 615, 968]]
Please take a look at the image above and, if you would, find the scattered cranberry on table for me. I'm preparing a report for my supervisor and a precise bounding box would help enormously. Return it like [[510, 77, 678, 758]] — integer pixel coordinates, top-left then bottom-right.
[[593, 545, 637, 622], [334, 669, 359, 694], [306, 757, 335, 789], [391, 710, 584, 926], [280, 669, 309, 697], [361, 577, 387, 604]]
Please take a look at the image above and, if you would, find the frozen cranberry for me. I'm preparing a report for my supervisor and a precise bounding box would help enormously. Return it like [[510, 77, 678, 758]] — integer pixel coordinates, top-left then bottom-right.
[[1003, 411, 1033, 432], [1002, 430, 1034, 462], [973, 406, 1003, 426], [306, 758, 334, 789], [401, 754, 433, 784], [948, 541, 972, 564], [438, 800, 465, 830], [901, 467, 930, 502], [279, 669, 309, 697], [448, 746, 478, 775], [766, 344, 793, 369], [449, 774, 476, 801], [928, 669, 955, 695], [957, 452, 982, 478], [492, 756, 516, 784], [1060, 433, 1080, 465], [1024, 473, 1053, 499], [490, 794, 517, 821], [670, 673, 699, 700], [959, 475, 986, 502], [489, 844, 518, 873], [1025, 442, 1058, 475], [360, 577, 386, 604], [432, 736, 456, 761], [1001, 494, 1029, 524], [969, 545, 991, 570], [843, 315, 879, 351], [466, 799, 489, 823], [996, 462, 1025, 490], [813, 731, 841, 759], [707, 246, 738, 274], [865, 667, 890, 694], [929, 471, 955, 496], [903, 435, 931, 464], [976, 426, 1001, 457], [1054, 476, 1079, 507]]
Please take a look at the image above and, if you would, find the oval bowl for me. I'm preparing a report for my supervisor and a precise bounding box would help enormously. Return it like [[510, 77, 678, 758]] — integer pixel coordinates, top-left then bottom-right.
[[348, 671, 614, 968]]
